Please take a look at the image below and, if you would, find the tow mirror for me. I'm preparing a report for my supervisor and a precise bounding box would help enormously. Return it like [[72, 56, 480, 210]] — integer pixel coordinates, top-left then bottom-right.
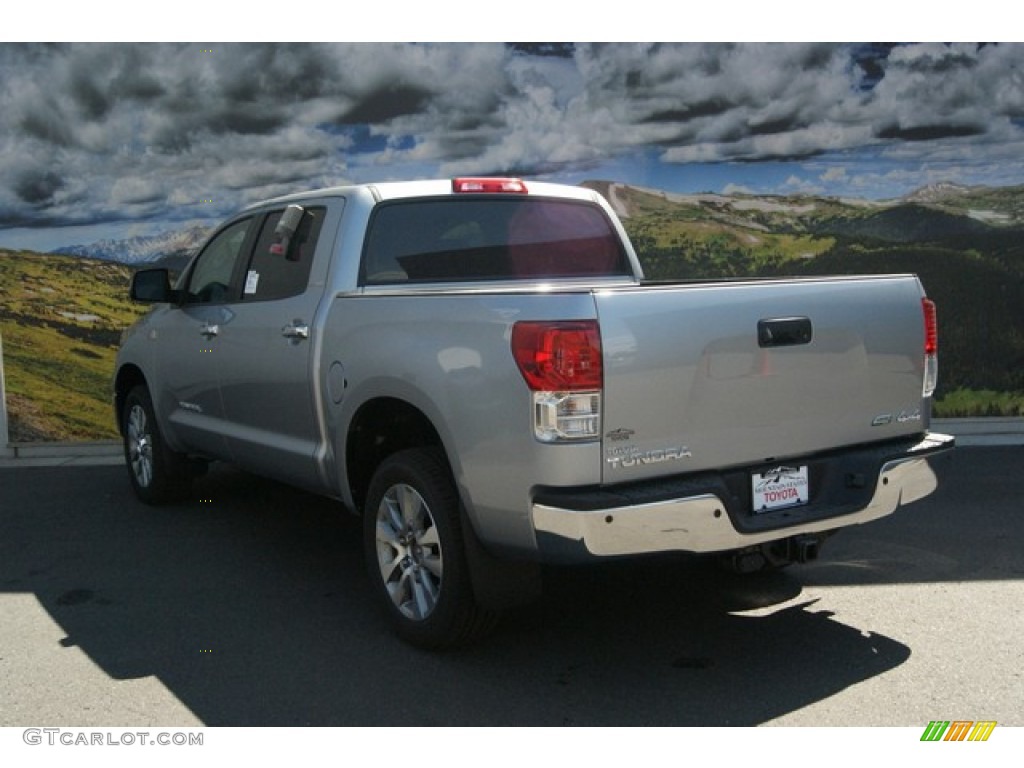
[[270, 204, 306, 261]]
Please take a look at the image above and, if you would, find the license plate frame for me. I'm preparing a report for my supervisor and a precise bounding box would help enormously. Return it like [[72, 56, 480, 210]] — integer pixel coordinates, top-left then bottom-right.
[[752, 465, 810, 513]]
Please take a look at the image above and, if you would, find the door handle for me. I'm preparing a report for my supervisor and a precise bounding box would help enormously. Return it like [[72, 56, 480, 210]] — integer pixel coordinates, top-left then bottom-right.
[[282, 322, 309, 340], [757, 317, 812, 348], [199, 323, 219, 338]]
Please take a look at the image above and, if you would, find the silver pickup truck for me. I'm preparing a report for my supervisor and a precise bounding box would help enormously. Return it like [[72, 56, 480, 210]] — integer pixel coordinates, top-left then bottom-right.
[[114, 177, 954, 647]]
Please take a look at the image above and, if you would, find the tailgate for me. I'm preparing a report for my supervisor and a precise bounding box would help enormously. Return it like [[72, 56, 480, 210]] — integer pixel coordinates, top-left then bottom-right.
[[596, 275, 930, 484]]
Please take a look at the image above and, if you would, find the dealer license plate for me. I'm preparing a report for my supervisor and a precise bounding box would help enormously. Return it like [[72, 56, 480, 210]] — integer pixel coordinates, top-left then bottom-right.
[[752, 465, 809, 513]]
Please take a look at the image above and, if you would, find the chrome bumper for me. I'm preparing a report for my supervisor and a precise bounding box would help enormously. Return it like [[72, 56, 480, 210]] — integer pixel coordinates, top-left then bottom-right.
[[532, 433, 954, 558]]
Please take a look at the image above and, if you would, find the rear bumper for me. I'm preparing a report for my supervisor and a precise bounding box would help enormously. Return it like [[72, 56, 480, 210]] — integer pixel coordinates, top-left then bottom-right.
[[531, 432, 954, 561]]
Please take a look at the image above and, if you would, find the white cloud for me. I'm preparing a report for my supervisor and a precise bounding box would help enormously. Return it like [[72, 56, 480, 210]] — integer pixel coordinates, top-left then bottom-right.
[[722, 183, 754, 195], [1, 41, 1023, 236], [784, 175, 824, 195]]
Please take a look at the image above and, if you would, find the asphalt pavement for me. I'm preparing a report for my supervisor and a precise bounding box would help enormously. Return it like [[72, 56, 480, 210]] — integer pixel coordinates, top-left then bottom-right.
[[0, 437, 1021, 727]]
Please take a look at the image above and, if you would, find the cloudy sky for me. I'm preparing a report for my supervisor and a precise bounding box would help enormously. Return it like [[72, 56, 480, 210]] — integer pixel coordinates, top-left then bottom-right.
[[2, 41, 1023, 251]]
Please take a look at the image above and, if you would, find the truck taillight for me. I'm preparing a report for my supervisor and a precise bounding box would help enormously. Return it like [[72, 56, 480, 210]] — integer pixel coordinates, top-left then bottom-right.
[[511, 321, 602, 390], [922, 298, 938, 356], [453, 177, 528, 194], [923, 297, 938, 397], [511, 321, 602, 442]]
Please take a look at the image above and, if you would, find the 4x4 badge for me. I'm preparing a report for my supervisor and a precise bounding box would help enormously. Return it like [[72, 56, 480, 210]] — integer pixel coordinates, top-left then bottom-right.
[[872, 408, 921, 427]]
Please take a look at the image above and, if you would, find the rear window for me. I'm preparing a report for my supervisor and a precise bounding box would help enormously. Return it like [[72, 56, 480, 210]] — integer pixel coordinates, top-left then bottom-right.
[[361, 198, 630, 284]]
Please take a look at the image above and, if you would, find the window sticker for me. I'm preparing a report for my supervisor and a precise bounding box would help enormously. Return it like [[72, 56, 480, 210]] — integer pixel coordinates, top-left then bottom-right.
[[244, 270, 260, 295]]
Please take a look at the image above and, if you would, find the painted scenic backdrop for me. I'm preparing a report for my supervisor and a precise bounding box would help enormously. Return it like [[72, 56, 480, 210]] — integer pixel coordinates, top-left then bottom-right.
[[2, 43, 1023, 440]]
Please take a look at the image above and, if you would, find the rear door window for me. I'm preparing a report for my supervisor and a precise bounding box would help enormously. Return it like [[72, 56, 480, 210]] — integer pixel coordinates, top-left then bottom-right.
[[242, 206, 326, 301]]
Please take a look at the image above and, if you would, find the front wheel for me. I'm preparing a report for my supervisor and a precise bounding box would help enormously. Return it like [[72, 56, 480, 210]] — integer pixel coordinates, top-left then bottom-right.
[[121, 385, 194, 504], [363, 448, 496, 649]]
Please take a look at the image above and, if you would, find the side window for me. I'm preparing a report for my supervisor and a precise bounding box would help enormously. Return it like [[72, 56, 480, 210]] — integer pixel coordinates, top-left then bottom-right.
[[186, 219, 253, 304], [242, 206, 325, 301]]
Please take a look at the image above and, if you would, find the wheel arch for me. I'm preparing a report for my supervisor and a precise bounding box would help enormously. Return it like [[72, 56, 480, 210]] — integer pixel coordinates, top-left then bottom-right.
[[345, 396, 448, 513], [113, 364, 148, 435]]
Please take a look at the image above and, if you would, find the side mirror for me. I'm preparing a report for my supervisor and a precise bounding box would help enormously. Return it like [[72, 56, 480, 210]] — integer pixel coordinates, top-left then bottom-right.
[[130, 268, 179, 303]]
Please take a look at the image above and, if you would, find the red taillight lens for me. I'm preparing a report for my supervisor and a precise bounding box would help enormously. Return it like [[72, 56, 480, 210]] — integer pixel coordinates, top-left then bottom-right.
[[453, 177, 528, 194], [922, 297, 939, 397], [511, 321, 602, 391], [923, 298, 938, 356]]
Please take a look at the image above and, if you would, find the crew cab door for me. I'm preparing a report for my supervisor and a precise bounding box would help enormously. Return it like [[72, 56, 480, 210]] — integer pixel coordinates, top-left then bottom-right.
[[213, 205, 330, 490], [155, 217, 256, 458]]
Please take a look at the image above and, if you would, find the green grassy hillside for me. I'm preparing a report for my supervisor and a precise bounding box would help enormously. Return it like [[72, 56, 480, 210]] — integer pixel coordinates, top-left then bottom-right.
[[0, 250, 146, 441]]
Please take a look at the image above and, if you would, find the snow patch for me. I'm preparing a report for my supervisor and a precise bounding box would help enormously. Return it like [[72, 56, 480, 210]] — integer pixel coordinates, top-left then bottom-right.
[[58, 311, 101, 323], [967, 209, 1010, 223]]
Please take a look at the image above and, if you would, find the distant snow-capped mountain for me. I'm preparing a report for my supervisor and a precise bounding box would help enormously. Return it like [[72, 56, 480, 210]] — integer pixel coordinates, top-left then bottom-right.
[[53, 224, 212, 265], [900, 182, 977, 203]]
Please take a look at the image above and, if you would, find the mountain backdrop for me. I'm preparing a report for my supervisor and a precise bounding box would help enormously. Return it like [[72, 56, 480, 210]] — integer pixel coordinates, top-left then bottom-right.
[[2, 180, 1023, 441], [591, 181, 1024, 398], [52, 224, 212, 270]]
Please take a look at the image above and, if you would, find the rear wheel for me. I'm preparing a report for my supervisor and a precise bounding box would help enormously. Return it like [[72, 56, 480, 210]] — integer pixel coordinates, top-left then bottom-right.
[[122, 385, 194, 504], [363, 448, 496, 649]]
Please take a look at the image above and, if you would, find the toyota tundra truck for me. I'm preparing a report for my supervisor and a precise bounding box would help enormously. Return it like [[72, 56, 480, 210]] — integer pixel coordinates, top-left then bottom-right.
[[113, 177, 954, 648]]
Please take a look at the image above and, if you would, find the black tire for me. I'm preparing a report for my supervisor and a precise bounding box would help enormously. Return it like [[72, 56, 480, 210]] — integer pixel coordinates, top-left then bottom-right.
[[121, 385, 194, 504], [363, 448, 497, 649]]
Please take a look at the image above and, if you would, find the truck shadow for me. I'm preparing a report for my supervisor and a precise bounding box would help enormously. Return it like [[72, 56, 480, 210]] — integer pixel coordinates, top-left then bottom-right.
[[0, 448, 1010, 725]]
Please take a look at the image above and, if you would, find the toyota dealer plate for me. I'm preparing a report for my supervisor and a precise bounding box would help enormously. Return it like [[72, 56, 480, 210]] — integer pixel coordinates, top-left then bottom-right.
[[752, 465, 809, 513]]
